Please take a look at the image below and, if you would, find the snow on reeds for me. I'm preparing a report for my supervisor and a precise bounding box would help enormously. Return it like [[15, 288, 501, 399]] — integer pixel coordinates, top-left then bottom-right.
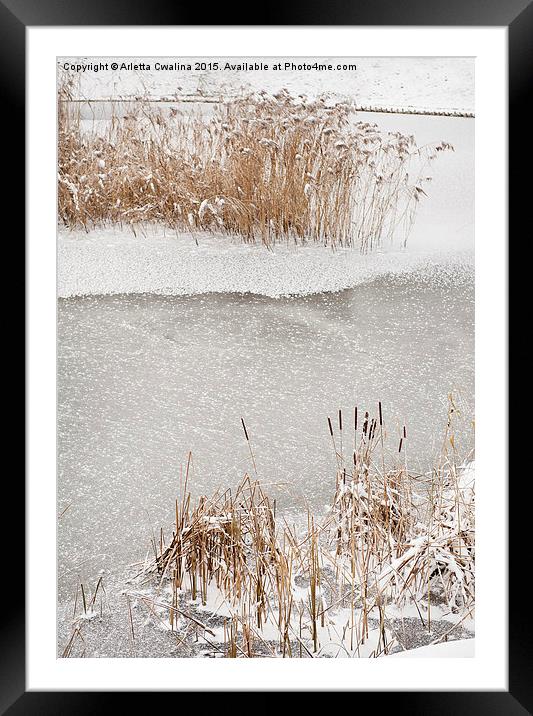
[[134, 400, 474, 658], [58, 84, 453, 251]]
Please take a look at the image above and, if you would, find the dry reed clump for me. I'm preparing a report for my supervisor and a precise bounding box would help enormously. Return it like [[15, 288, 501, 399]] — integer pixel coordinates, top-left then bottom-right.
[[138, 403, 474, 658], [58, 86, 453, 251], [326, 402, 475, 618]]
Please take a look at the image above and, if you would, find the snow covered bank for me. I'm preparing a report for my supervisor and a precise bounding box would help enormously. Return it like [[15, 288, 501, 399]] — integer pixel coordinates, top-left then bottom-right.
[[59, 56, 474, 115], [387, 639, 474, 658], [58, 227, 473, 298]]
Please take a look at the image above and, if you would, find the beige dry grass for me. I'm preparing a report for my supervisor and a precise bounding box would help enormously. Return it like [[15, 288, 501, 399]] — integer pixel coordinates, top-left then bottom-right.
[[58, 84, 452, 251]]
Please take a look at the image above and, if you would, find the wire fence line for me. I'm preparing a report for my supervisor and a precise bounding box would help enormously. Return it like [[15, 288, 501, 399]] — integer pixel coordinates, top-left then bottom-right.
[[60, 96, 475, 118]]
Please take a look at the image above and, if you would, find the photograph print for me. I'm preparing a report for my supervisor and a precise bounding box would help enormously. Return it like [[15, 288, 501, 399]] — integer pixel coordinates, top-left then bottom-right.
[[57, 56, 475, 659]]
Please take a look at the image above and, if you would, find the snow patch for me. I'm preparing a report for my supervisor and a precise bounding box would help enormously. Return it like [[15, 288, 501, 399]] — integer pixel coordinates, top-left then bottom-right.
[[387, 638, 474, 658], [58, 227, 473, 299]]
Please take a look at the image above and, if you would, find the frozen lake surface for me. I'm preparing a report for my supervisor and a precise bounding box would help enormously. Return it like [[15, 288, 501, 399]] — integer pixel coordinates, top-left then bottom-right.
[[58, 265, 474, 602]]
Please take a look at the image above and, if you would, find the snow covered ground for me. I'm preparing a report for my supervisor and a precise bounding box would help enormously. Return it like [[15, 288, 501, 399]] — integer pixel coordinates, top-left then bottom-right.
[[58, 576, 475, 659], [387, 639, 475, 658], [59, 56, 474, 114]]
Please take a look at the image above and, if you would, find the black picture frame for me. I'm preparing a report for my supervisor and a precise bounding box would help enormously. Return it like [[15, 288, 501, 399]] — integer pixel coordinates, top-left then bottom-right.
[[7, 1, 522, 711]]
